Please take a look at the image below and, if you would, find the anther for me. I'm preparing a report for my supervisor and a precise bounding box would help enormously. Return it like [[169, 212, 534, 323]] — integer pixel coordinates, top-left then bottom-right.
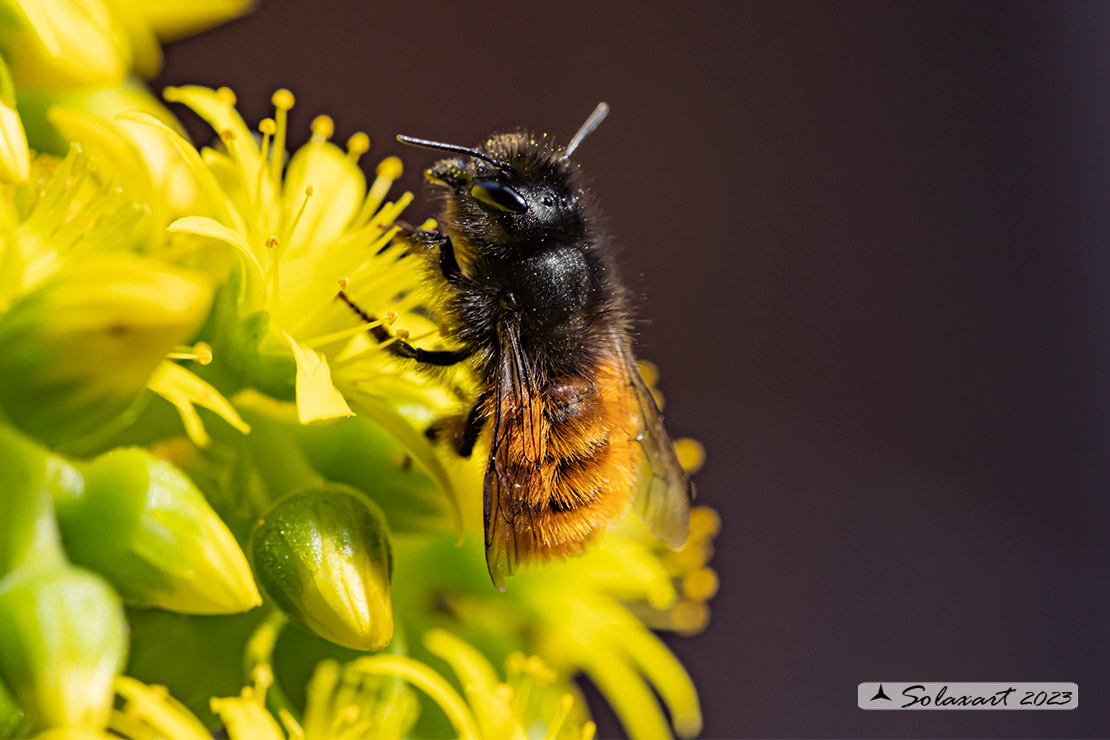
[[167, 343, 213, 365], [347, 132, 370, 160], [271, 89, 295, 110], [581, 721, 597, 740], [674, 438, 706, 475], [311, 115, 334, 141], [194, 342, 213, 365], [220, 129, 236, 142], [258, 118, 276, 136], [671, 599, 710, 635], [688, 506, 721, 539], [682, 567, 719, 601], [265, 235, 280, 249], [493, 684, 513, 704], [506, 652, 526, 676], [337, 277, 350, 291], [216, 87, 237, 106], [376, 156, 403, 180]]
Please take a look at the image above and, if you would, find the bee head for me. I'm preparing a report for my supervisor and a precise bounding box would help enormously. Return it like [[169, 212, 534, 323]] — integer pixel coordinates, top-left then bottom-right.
[[396, 104, 609, 248]]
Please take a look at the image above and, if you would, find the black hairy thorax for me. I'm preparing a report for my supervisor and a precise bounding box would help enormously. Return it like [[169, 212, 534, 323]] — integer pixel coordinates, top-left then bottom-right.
[[428, 131, 629, 380]]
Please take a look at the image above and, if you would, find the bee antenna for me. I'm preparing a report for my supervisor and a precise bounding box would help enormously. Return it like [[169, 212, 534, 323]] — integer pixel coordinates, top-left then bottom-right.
[[563, 102, 610, 159], [396, 134, 513, 171]]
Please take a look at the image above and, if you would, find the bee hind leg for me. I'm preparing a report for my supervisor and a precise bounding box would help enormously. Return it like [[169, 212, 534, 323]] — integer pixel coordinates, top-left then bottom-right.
[[425, 395, 487, 458]]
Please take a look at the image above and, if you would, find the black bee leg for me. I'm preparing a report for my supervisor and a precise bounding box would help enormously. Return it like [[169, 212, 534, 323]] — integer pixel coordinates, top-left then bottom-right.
[[336, 290, 470, 366], [424, 394, 488, 458], [387, 339, 471, 366], [455, 397, 487, 458], [436, 235, 463, 284]]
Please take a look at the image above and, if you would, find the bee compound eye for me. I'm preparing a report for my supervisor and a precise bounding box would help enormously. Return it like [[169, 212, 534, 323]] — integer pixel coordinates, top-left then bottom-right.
[[470, 180, 529, 213]]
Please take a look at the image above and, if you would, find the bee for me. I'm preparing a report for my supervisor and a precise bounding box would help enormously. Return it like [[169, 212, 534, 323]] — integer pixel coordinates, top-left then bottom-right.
[[345, 104, 693, 590]]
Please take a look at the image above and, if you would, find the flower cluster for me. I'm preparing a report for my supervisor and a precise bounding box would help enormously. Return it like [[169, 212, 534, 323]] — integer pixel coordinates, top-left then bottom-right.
[[0, 2, 719, 739]]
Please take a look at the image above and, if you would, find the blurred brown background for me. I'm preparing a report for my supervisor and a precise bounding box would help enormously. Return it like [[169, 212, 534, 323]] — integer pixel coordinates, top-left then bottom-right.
[[156, 1, 1110, 737]]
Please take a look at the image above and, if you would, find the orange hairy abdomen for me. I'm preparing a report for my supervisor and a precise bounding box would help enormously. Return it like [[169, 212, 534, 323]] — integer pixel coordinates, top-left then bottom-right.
[[492, 357, 640, 562]]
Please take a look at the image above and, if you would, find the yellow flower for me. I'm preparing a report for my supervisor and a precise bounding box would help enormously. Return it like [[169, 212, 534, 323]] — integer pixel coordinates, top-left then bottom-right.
[[121, 86, 460, 516], [0, 0, 251, 88], [419, 442, 716, 740], [0, 144, 246, 447], [92, 628, 595, 740]]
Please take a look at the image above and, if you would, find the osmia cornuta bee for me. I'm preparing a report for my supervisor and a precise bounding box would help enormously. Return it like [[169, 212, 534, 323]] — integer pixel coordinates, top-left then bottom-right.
[[342, 104, 693, 590]]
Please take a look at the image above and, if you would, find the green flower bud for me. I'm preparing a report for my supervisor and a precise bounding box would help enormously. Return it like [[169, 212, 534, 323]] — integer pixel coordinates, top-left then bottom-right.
[[0, 424, 69, 578], [251, 484, 394, 651], [0, 257, 212, 445], [54, 447, 261, 615], [0, 565, 127, 729]]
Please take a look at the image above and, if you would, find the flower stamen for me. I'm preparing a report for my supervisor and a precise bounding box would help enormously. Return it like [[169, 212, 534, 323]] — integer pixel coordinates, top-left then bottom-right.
[[256, 118, 276, 202], [311, 115, 334, 142], [283, 184, 313, 247], [353, 156, 403, 228], [544, 694, 575, 740], [168, 342, 213, 365], [347, 132, 370, 163], [270, 89, 295, 182]]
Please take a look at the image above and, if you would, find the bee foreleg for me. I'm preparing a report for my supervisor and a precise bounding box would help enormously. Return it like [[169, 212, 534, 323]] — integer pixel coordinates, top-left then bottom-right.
[[387, 340, 471, 366], [336, 290, 470, 366]]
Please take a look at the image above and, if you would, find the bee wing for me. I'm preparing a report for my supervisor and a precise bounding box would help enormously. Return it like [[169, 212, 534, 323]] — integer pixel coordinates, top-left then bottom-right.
[[618, 338, 694, 548], [484, 318, 544, 590]]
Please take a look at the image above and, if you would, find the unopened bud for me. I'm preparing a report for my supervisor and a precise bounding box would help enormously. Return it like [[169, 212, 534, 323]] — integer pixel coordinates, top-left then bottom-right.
[[0, 257, 212, 445], [0, 425, 69, 577], [54, 448, 261, 615], [251, 484, 394, 651], [0, 566, 127, 729]]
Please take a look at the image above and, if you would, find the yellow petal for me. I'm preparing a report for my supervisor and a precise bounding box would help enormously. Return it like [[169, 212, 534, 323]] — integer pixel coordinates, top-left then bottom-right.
[[0, 0, 130, 89], [167, 216, 265, 309], [348, 655, 482, 740], [107, 0, 254, 42], [117, 109, 244, 232], [210, 688, 285, 740], [281, 135, 365, 257], [147, 361, 251, 447], [282, 331, 353, 423], [113, 676, 211, 740], [163, 85, 274, 224], [0, 99, 29, 183], [46, 105, 154, 214], [424, 629, 509, 739]]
